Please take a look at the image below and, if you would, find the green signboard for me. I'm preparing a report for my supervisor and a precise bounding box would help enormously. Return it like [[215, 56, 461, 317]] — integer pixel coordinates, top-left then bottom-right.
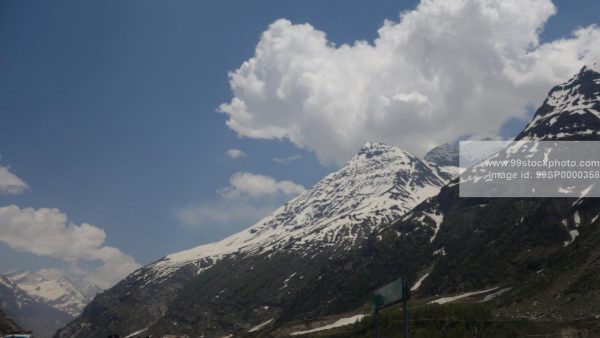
[[371, 277, 408, 308], [371, 277, 411, 338]]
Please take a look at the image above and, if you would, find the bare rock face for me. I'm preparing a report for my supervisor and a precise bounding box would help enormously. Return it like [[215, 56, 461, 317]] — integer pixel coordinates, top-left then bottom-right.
[[0, 308, 21, 335]]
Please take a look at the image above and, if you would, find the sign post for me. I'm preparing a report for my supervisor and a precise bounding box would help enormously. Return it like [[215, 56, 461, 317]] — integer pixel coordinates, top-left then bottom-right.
[[373, 306, 380, 338], [370, 277, 411, 338], [403, 279, 409, 338]]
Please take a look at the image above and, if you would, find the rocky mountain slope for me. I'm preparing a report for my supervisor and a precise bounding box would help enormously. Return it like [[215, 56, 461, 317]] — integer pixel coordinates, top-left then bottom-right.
[[55, 142, 455, 337], [390, 62, 600, 318], [0, 308, 21, 335], [488, 63, 600, 319]]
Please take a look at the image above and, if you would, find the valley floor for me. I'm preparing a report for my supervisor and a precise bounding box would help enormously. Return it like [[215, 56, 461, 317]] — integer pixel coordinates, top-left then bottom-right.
[[298, 318, 600, 338], [265, 290, 600, 338]]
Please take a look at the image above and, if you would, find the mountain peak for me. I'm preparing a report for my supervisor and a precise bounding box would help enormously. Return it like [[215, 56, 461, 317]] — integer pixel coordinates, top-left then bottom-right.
[[424, 142, 459, 167], [355, 141, 408, 160], [583, 61, 600, 74], [516, 64, 600, 141], [358, 141, 394, 151]]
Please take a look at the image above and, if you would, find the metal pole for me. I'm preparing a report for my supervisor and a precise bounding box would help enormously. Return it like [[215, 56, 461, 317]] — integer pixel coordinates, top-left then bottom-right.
[[403, 279, 409, 338], [374, 307, 380, 338], [403, 297, 409, 338]]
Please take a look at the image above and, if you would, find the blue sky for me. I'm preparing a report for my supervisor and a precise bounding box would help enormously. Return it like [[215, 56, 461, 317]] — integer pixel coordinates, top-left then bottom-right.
[[1, 0, 599, 286]]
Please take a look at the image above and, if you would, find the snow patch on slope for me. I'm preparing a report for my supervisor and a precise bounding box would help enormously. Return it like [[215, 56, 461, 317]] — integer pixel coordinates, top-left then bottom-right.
[[429, 287, 499, 305], [124, 328, 148, 338], [290, 314, 367, 336], [480, 287, 512, 302], [411, 272, 430, 291], [563, 230, 580, 247], [248, 318, 273, 333]]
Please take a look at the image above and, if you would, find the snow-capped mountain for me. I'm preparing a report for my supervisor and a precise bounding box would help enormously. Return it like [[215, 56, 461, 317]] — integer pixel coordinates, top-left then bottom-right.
[[56, 142, 457, 337], [144, 142, 447, 281], [424, 141, 459, 167], [0, 274, 37, 311], [5, 271, 99, 317], [0, 274, 71, 338], [424, 141, 460, 181], [388, 63, 600, 322], [457, 63, 600, 197], [517, 62, 600, 141]]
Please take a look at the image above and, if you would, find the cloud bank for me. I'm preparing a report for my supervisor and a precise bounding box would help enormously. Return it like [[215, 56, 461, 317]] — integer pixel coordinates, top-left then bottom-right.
[[219, 0, 600, 164], [176, 172, 305, 232], [0, 205, 141, 289], [0, 166, 28, 195]]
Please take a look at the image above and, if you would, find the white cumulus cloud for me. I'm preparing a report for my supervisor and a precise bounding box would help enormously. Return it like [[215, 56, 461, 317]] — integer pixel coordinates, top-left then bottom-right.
[[175, 172, 305, 232], [219, 0, 600, 164], [0, 205, 141, 289], [219, 172, 306, 198], [226, 148, 247, 159], [0, 166, 28, 195]]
